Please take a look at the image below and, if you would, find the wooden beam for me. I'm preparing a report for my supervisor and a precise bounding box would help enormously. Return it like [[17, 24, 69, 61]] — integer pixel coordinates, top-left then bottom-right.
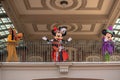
[[27, 34, 99, 40], [19, 15, 108, 24]]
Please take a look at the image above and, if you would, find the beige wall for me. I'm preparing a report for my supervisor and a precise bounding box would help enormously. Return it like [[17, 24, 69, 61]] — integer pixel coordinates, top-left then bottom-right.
[[1, 62, 120, 80]]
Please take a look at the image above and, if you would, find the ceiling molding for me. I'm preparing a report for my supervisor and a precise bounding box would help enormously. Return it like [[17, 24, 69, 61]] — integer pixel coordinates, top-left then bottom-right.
[[49, 0, 82, 10], [20, 15, 108, 24], [81, 24, 95, 32], [24, 0, 50, 10], [78, 0, 104, 10], [33, 24, 49, 32], [2, 0, 118, 40], [7, 0, 114, 15], [22, 0, 104, 10], [32, 23, 95, 33]]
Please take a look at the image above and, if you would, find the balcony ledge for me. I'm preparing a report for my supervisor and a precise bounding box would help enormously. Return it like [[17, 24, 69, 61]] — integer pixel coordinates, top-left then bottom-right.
[[1, 62, 120, 80], [0, 62, 120, 69]]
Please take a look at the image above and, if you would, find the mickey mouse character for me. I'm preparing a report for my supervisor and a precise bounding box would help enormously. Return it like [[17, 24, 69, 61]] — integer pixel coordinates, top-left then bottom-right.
[[42, 26, 72, 62], [102, 26, 115, 61]]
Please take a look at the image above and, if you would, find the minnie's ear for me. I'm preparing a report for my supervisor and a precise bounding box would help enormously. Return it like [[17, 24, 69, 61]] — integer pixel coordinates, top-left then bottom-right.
[[51, 30, 56, 36], [62, 32, 67, 36], [102, 29, 107, 35], [59, 26, 67, 36]]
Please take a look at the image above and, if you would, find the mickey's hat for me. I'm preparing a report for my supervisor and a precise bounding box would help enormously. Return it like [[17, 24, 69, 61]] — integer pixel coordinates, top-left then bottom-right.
[[106, 26, 114, 35], [102, 26, 115, 36]]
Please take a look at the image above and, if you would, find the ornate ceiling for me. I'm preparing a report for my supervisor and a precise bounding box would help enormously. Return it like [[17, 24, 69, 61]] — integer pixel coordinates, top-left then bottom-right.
[[1, 0, 120, 40]]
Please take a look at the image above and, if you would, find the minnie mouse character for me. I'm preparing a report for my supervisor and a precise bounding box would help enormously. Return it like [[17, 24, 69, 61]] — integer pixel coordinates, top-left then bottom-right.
[[102, 26, 115, 61], [42, 26, 72, 62]]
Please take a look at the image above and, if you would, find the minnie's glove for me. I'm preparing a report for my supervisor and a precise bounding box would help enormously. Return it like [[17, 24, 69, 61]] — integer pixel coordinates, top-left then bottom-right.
[[67, 37, 72, 42]]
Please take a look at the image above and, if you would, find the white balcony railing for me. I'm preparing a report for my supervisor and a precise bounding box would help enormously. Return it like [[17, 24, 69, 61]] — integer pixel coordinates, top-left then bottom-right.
[[0, 40, 120, 62]]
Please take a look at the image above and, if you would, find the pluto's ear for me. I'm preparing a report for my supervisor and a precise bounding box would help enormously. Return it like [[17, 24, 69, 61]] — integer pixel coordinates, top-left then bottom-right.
[[102, 29, 107, 35]]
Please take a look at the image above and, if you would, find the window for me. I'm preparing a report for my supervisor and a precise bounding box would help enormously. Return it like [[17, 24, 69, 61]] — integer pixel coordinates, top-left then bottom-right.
[[113, 18, 120, 50], [0, 5, 15, 52]]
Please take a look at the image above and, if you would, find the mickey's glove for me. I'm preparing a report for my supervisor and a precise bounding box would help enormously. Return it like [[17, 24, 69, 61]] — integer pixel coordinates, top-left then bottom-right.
[[104, 36, 109, 42], [42, 36, 47, 41], [67, 37, 72, 42]]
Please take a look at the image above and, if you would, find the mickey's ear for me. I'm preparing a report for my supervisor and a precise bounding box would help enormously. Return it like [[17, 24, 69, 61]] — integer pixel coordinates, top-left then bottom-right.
[[113, 32, 115, 36], [102, 29, 107, 35], [51, 30, 56, 36]]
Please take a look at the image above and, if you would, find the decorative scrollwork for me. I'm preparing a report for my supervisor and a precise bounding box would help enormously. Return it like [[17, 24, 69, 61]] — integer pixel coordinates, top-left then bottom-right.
[[47, 0, 84, 10]]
